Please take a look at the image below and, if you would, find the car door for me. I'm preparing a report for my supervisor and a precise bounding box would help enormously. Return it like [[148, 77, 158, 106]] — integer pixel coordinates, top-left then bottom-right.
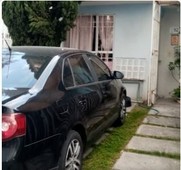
[[86, 54, 120, 126], [62, 54, 105, 139]]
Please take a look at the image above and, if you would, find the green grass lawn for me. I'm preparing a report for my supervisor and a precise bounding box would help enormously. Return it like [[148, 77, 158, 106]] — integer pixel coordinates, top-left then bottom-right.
[[83, 105, 149, 170]]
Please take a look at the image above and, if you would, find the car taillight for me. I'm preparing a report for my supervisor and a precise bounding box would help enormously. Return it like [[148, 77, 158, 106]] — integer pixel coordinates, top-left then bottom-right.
[[2, 113, 26, 142]]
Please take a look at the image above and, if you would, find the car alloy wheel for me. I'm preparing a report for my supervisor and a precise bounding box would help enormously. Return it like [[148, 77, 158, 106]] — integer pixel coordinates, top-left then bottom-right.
[[120, 97, 126, 118], [58, 130, 83, 170], [65, 139, 81, 170], [118, 94, 127, 125]]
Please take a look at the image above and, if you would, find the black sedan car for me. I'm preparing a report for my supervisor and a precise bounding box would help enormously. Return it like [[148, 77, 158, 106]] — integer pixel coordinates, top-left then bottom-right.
[[2, 46, 131, 170]]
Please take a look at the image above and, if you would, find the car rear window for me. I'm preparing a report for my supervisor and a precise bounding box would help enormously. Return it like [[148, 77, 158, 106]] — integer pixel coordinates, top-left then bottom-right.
[[2, 49, 52, 88]]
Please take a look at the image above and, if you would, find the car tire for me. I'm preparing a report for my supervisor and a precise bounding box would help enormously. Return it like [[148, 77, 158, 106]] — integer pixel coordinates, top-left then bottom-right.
[[58, 130, 83, 170], [116, 94, 127, 126]]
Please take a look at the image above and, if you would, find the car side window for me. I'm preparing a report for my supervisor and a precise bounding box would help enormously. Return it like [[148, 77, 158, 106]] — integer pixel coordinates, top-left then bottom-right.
[[69, 55, 94, 85], [63, 59, 74, 87], [88, 54, 111, 81]]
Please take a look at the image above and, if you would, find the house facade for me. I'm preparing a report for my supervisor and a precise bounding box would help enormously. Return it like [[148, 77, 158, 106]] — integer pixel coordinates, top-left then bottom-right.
[[64, 1, 180, 105], [1, 1, 180, 105]]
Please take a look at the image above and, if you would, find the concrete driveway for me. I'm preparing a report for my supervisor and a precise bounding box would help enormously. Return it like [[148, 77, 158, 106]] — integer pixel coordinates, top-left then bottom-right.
[[113, 99, 180, 170]]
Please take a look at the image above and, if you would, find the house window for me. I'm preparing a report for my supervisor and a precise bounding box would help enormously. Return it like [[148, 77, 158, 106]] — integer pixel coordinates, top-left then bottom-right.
[[64, 15, 114, 70]]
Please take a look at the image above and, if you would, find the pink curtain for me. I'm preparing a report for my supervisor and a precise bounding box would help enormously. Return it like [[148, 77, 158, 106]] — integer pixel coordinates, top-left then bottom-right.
[[65, 16, 93, 51], [69, 17, 80, 49], [99, 16, 113, 52], [99, 16, 113, 69], [79, 16, 93, 51]]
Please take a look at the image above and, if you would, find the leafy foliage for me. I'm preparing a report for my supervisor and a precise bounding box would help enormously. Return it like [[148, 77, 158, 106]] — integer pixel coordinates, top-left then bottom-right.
[[168, 46, 180, 82], [168, 46, 180, 71], [172, 86, 180, 98], [2, 1, 80, 46], [168, 46, 180, 99]]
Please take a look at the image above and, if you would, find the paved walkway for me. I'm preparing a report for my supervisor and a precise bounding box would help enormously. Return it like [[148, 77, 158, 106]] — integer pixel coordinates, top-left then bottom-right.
[[112, 99, 180, 170]]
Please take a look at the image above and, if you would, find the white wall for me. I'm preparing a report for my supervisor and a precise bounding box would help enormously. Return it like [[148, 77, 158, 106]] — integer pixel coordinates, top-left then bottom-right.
[[113, 4, 152, 101], [113, 4, 152, 59], [79, 3, 153, 101], [157, 6, 180, 98]]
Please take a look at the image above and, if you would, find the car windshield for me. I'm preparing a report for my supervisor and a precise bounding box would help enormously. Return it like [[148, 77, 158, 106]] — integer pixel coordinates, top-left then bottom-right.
[[2, 49, 51, 89]]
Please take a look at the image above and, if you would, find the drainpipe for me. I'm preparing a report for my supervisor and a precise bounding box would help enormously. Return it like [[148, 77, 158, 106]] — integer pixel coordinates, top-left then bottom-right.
[[148, 0, 161, 106], [147, 1, 155, 106]]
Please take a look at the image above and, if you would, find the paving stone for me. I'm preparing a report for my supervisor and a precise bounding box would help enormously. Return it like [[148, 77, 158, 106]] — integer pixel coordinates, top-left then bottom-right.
[[112, 152, 180, 170], [155, 98, 179, 106], [136, 124, 180, 139], [149, 107, 180, 118], [112, 99, 180, 170], [143, 115, 180, 128], [126, 136, 180, 154]]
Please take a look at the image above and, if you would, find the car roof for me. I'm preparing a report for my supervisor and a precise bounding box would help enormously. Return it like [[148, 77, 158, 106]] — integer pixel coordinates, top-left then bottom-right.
[[10, 46, 79, 57]]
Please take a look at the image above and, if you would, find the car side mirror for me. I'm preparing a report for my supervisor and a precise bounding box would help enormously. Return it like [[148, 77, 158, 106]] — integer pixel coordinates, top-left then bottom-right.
[[113, 71, 124, 79]]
